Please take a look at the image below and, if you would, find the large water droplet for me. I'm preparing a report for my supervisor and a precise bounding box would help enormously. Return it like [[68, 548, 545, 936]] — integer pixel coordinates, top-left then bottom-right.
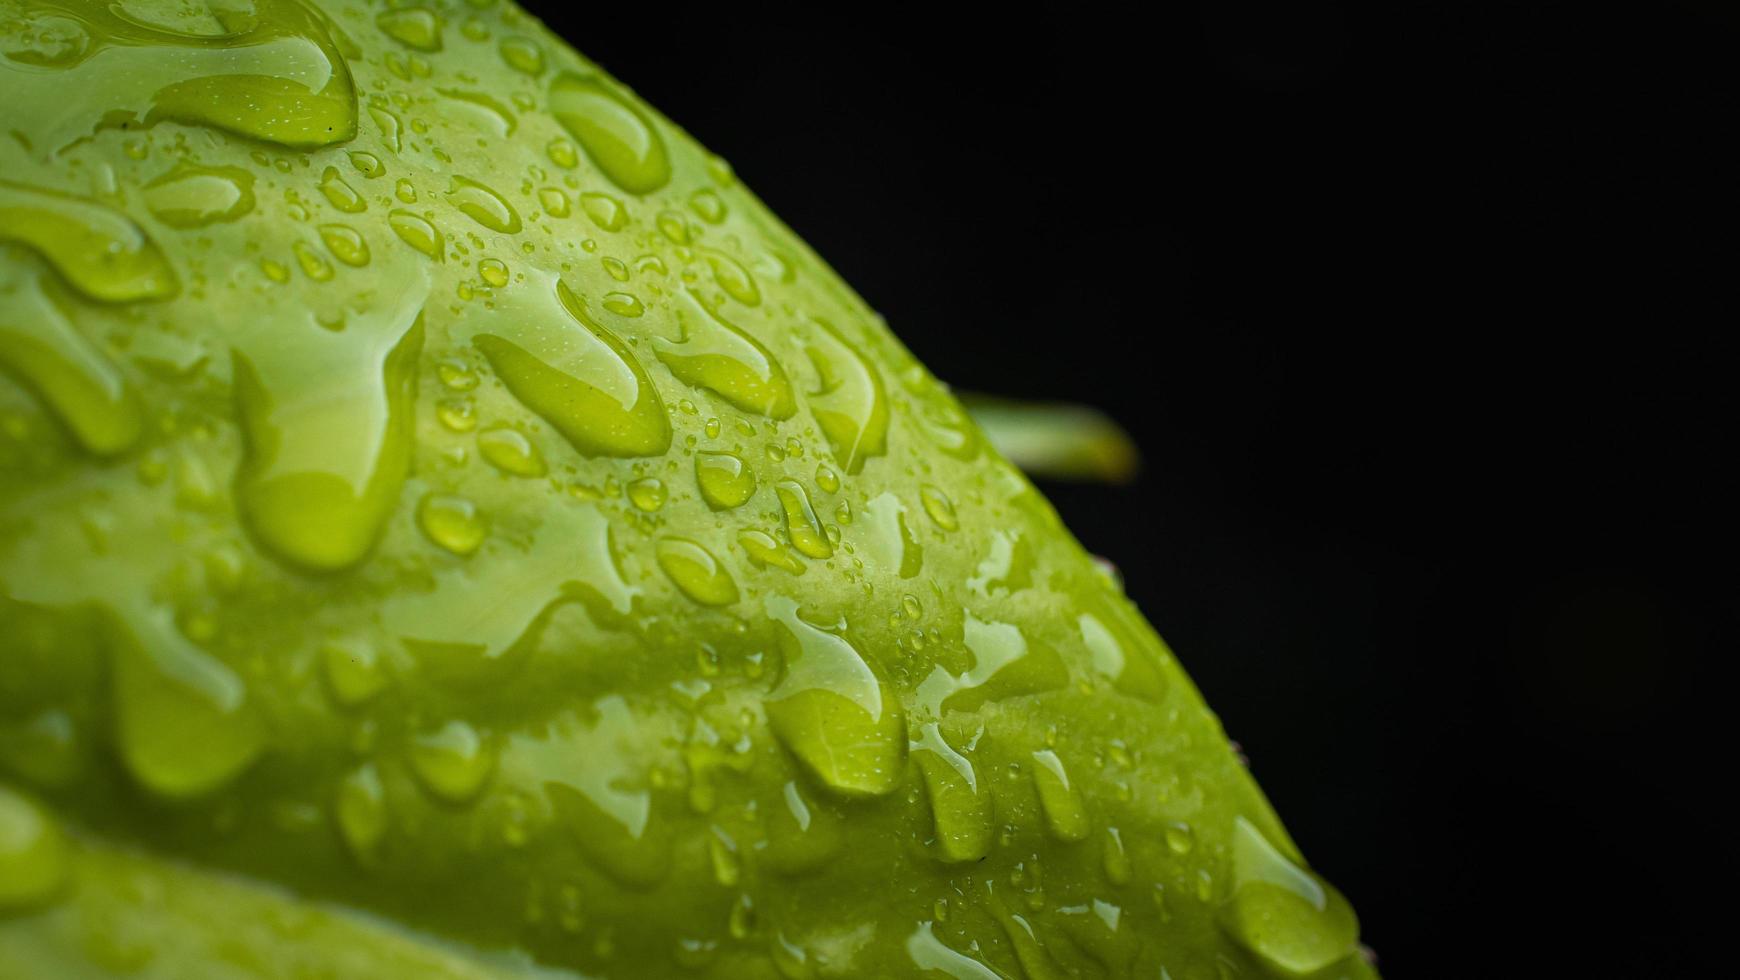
[[803, 320, 887, 473], [912, 723, 991, 863], [905, 922, 1003, 980], [549, 72, 672, 194], [695, 451, 756, 510], [763, 596, 904, 797], [447, 176, 521, 234], [1030, 749, 1090, 842], [109, 604, 265, 798], [144, 165, 256, 227], [775, 480, 832, 559], [0, 254, 145, 455], [655, 289, 795, 418], [0, 784, 68, 912], [657, 537, 739, 607], [0, 180, 177, 302], [472, 276, 669, 458], [409, 720, 495, 804], [1220, 817, 1361, 975], [233, 287, 426, 572], [916, 615, 1068, 716]]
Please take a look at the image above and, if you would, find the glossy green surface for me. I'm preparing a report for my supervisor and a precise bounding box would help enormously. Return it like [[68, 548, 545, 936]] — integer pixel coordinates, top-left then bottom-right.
[[0, 1, 1375, 976]]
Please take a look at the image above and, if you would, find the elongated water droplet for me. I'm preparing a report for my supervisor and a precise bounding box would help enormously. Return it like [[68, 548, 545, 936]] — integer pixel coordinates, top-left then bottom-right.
[[804, 320, 887, 473], [763, 595, 904, 797], [335, 764, 387, 862], [912, 723, 991, 863], [906, 922, 1002, 980], [110, 605, 264, 798], [657, 537, 739, 607], [0, 785, 68, 911], [1031, 749, 1090, 842], [0, 255, 144, 455], [317, 166, 366, 214], [1104, 827, 1132, 884], [144, 165, 255, 227], [472, 276, 669, 458], [656, 289, 795, 418], [775, 480, 832, 559], [233, 289, 427, 572], [447, 176, 521, 234], [439, 88, 517, 138], [921, 484, 958, 531], [862, 491, 922, 578], [409, 720, 495, 804], [739, 529, 805, 575], [389, 209, 444, 261], [477, 424, 545, 477], [368, 105, 403, 154], [318, 223, 370, 267], [549, 73, 671, 194], [1220, 817, 1361, 975], [626, 476, 665, 512], [0, 181, 177, 302]]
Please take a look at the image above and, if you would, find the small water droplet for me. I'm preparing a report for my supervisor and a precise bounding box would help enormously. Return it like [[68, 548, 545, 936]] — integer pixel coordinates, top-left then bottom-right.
[[479, 257, 509, 287], [920, 485, 958, 531], [580, 191, 627, 231], [319, 224, 370, 267], [322, 637, 389, 708], [318, 167, 366, 214], [499, 35, 543, 74], [349, 151, 385, 178], [477, 424, 546, 477], [417, 493, 485, 555], [409, 720, 495, 804]]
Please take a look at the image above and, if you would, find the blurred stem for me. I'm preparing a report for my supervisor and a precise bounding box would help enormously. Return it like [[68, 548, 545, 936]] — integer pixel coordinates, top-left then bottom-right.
[[959, 393, 1139, 483]]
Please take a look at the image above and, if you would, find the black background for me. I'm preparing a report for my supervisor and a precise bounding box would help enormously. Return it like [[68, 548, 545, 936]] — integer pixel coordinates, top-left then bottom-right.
[[529, 3, 1732, 976]]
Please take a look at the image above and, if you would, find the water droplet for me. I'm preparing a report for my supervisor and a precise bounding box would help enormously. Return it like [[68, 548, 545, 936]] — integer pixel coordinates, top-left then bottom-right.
[[335, 764, 387, 862], [703, 250, 760, 306], [657, 538, 739, 607], [417, 492, 485, 555], [656, 290, 795, 418], [627, 477, 666, 512], [389, 209, 444, 261], [409, 720, 495, 804], [395, 179, 418, 204], [349, 151, 385, 178], [376, 7, 442, 51], [549, 73, 672, 194], [739, 529, 805, 575], [499, 35, 543, 74], [862, 492, 922, 578], [1166, 822, 1195, 855], [905, 922, 1002, 980], [368, 105, 403, 154], [0, 256, 145, 455], [1104, 827, 1132, 884], [535, 697, 671, 887], [473, 276, 669, 458], [539, 187, 570, 217], [814, 465, 840, 494], [580, 191, 627, 231], [602, 291, 643, 317], [110, 605, 265, 798], [447, 176, 521, 234], [912, 723, 991, 863], [438, 88, 517, 138], [920, 485, 958, 531], [317, 167, 366, 214], [689, 189, 728, 224], [1030, 749, 1090, 842], [775, 481, 833, 559], [318, 223, 370, 267], [917, 615, 1068, 717], [803, 320, 887, 473], [479, 257, 509, 288], [763, 595, 904, 797], [1220, 817, 1361, 975], [321, 637, 388, 708], [233, 288, 426, 572], [144, 165, 256, 227], [477, 424, 546, 477], [763, 779, 842, 875], [548, 137, 580, 170], [0, 785, 68, 911], [0, 180, 177, 301]]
